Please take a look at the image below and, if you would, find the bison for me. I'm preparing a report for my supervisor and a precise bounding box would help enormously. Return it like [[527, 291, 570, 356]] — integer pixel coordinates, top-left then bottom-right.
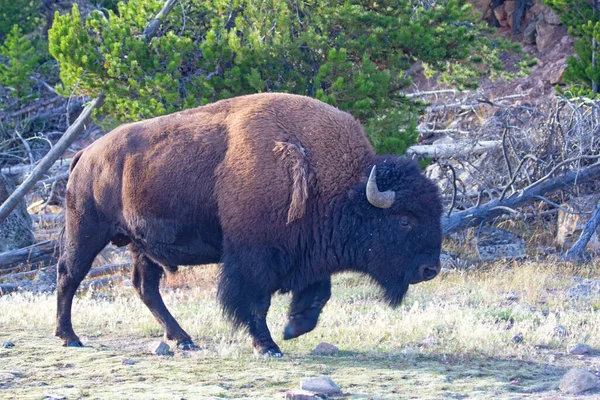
[[56, 93, 443, 356]]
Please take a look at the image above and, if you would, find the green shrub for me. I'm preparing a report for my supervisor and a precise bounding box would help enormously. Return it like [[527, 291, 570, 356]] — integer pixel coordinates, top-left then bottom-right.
[[0, 0, 39, 39], [0, 25, 39, 102], [544, 0, 600, 97], [48, 0, 517, 154]]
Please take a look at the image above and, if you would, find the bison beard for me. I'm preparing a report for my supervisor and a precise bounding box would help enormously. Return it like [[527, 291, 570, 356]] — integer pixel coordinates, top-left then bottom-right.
[[54, 93, 442, 357]]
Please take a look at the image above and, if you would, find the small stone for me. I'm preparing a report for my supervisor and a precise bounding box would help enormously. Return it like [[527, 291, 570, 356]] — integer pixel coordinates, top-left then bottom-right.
[[122, 358, 137, 365], [420, 337, 437, 347], [2, 341, 14, 348], [301, 376, 341, 396], [504, 291, 519, 301], [559, 368, 600, 394], [285, 389, 324, 400], [43, 394, 66, 400], [568, 344, 591, 355], [148, 340, 170, 356], [553, 325, 568, 340], [512, 333, 524, 343], [311, 342, 339, 356]]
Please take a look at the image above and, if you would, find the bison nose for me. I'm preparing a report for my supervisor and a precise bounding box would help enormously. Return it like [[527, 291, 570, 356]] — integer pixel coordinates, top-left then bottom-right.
[[411, 263, 440, 284]]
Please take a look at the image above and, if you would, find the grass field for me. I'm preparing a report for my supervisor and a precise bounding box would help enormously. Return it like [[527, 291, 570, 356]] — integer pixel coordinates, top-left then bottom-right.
[[1, 260, 600, 399]]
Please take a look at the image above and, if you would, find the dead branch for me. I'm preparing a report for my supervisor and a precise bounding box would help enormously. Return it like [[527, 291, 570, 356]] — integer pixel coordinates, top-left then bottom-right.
[[405, 89, 461, 98], [564, 200, 600, 262], [0, 240, 59, 271], [0, 94, 104, 224], [442, 162, 600, 234], [0, 158, 72, 181], [143, 0, 178, 38], [4, 96, 63, 119], [407, 140, 501, 158], [0, 0, 181, 225]]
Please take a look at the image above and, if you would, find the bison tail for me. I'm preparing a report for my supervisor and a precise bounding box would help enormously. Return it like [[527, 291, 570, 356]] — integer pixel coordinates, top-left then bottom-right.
[[69, 149, 85, 173]]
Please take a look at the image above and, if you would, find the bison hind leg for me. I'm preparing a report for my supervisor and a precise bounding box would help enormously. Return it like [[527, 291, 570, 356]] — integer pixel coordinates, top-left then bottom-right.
[[130, 247, 196, 350], [56, 218, 111, 347]]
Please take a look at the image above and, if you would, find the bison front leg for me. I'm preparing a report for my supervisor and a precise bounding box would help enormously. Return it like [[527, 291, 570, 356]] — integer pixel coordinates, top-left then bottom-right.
[[284, 278, 331, 340], [130, 248, 197, 350], [217, 258, 282, 357]]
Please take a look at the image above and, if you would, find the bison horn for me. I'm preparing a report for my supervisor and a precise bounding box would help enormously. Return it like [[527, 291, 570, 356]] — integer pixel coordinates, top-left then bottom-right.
[[366, 166, 395, 209]]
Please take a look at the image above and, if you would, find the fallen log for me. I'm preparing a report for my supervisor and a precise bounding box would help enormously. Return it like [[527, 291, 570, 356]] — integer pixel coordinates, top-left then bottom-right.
[[406, 140, 501, 159], [442, 162, 600, 235], [81, 276, 123, 291], [0, 158, 72, 181], [0, 265, 53, 282], [87, 263, 129, 279], [0, 240, 59, 271], [0, 281, 31, 296]]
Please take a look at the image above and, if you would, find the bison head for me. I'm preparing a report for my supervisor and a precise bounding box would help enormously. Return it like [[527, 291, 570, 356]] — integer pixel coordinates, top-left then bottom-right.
[[346, 157, 443, 306]]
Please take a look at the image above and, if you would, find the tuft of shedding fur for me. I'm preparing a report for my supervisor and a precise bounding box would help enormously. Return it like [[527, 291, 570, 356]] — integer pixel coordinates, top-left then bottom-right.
[[273, 141, 309, 224]]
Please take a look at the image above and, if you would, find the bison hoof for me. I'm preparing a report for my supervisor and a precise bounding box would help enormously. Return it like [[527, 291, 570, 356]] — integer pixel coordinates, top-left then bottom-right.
[[177, 340, 199, 351], [65, 340, 84, 347], [283, 312, 319, 340], [254, 347, 283, 358]]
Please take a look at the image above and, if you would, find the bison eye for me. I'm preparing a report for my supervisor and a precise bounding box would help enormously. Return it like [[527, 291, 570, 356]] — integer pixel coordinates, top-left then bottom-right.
[[399, 215, 412, 229]]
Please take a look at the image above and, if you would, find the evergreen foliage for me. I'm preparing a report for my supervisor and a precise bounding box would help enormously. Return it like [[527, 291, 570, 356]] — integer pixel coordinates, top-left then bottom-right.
[[0, 0, 39, 39], [544, 0, 600, 96], [0, 25, 39, 101], [48, 0, 517, 154]]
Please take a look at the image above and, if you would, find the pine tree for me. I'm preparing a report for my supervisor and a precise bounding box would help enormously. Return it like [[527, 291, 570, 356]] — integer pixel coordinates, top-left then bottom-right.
[[48, 0, 523, 154], [0, 25, 39, 101], [0, 0, 39, 39], [544, 0, 600, 96]]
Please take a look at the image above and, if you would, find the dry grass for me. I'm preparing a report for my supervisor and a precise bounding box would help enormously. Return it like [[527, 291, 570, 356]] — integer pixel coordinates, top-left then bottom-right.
[[1, 260, 600, 399]]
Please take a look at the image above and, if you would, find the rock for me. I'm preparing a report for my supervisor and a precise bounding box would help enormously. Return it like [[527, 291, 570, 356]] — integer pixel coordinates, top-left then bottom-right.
[[285, 390, 325, 400], [494, 4, 508, 27], [512, 333, 524, 343], [311, 342, 339, 356], [122, 358, 137, 365], [504, 291, 519, 302], [545, 64, 565, 85], [2, 341, 15, 348], [556, 194, 600, 251], [543, 9, 561, 25], [568, 279, 600, 298], [568, 343, 591, 355], [0, 173, 35, 252], [301, 376, 341, 396], [43, 394, 66, 400], [536, 21, 564, 52], [420, 337, 437, 347], [559, 368, 600, 394], [523, 20, 537, 44], [148, 341, 170, 356], [476, 226, 526, 261]]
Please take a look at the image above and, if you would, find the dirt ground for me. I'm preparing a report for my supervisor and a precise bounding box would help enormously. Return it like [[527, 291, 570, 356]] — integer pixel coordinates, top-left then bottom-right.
[[1, 262, 600, 399]]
